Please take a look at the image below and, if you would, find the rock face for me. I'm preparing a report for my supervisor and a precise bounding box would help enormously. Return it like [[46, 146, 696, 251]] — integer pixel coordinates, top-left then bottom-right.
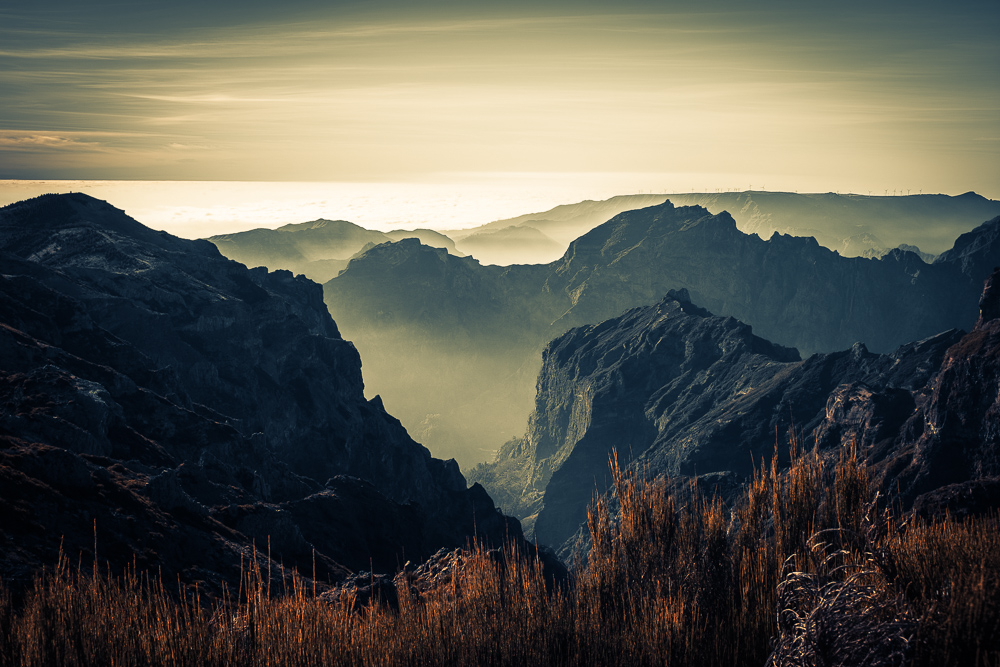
[[469, 287, 971, 553], [325, 201, 1000, 468], [0, 193, 518, 593], [474, 270, 1000, 555], [823, 268, 1000, 514]]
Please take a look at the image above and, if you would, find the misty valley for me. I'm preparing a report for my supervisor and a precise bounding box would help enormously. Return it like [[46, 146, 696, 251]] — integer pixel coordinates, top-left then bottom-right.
[[2, 190, 1000, 665]]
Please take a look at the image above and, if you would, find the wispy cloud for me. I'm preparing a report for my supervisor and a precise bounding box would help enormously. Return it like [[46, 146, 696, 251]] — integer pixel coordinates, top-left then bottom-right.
[[118, 94, 286, 104], [0, 133, 82, 147], [0, 130, 148, 152]]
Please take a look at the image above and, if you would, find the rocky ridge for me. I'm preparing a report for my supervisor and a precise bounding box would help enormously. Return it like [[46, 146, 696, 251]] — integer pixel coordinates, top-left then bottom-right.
[[469, 285, 972, 552], [443, 191, 1000, 263], [0, 193, 519, 593], [472, 271, 1000, 555]]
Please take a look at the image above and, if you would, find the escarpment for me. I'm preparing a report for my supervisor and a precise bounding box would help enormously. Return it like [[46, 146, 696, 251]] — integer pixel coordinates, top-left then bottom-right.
[[0, 193, 522, 592], [472, 271, 1000, 556]]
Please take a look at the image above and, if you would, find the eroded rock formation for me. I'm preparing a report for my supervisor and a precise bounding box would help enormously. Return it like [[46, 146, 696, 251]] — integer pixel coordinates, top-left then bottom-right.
[[0, 193, 518, 592]]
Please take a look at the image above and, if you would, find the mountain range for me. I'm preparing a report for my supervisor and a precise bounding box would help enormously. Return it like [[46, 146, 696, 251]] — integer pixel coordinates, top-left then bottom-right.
[[443, 191, 1000, 265], [3, 189, 999, 592], [323, 200, 1000, 468]]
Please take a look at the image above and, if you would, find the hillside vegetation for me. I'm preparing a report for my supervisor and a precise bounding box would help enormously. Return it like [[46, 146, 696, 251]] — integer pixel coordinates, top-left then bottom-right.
[[2, 442, 997, 667]]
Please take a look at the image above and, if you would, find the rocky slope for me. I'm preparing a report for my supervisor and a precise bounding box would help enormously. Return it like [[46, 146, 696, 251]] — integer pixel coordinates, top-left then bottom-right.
[[821, 269, 1000, 514], [325, 201, 1000, 467], [471, 275, 1000, 556], [0, 193, 520, 593]]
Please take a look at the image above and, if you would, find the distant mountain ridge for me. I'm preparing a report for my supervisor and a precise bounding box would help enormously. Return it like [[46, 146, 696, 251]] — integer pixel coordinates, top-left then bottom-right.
[[543, 202, 986, 353], [208, 219, 461, 283], [324, 200, 1000, 468], [0, 193, 520, 592], [444, 191, 1000, 265]]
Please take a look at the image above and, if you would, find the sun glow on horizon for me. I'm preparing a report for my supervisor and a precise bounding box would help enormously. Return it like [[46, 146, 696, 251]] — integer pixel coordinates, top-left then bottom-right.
[[1, 2, 996, 199], [2, 170, 983, 240]]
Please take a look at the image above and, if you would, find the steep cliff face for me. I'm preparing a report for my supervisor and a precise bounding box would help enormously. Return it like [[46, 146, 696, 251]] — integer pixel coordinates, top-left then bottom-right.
[[471, 284, 976, 553], [934, 216, 1000, 285], [0, 193, 518, 591]]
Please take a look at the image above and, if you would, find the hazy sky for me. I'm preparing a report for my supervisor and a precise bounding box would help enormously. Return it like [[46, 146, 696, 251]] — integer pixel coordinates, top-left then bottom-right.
[[1, 0, 997, 196]]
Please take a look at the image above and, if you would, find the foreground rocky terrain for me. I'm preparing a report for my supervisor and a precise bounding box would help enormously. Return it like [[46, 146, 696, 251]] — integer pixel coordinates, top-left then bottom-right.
[[471, 275, 1000, 555], [325, 200, 1000, 467], [0, 193, 521, 594]]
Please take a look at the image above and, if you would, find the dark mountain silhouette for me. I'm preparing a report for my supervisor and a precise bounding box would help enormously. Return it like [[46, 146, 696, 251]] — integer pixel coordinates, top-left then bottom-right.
[[471, 274, 1000, 555], [0, 193, 522, 593], [207, 220, 460, 283], [324, 201, 1000, 468], [541, 205, 1000, 353], [444, 191, 1000, 265]]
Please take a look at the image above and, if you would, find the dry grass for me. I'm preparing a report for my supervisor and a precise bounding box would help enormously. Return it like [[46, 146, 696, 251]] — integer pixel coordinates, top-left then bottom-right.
[[1, 439, 997, 666]]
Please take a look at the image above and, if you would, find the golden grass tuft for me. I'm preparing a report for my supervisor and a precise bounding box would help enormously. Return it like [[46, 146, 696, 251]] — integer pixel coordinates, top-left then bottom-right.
[[1, 439, 997, 666]]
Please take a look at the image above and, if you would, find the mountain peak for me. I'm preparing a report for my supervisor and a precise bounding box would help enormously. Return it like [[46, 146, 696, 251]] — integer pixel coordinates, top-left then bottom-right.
[[0, 193, 220, 268]]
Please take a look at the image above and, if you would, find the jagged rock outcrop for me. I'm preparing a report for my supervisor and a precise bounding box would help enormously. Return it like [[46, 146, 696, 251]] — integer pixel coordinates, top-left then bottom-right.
[[933, 216, 1000, 285], [475, 268, 1000, 555], [469, 287, 969, 552], [818, 268, 1000, 514], [325, 200, 1000, 468], [0, 193, 519, 593]]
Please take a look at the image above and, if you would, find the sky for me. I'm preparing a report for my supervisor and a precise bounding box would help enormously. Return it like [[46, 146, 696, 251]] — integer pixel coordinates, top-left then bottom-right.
[[1, 0, 998, 198]]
